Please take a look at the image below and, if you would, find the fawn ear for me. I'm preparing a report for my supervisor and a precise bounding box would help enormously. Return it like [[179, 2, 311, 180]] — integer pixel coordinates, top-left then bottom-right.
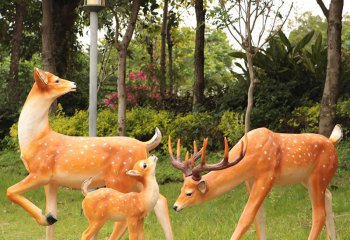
[[34, 67, 48, 89], [126, 170, 141, 177]]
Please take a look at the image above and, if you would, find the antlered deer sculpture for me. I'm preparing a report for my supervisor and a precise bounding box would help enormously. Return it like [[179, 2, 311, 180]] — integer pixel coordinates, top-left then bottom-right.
[[6, 68, 173, 240], [169, 126, 342, 240]]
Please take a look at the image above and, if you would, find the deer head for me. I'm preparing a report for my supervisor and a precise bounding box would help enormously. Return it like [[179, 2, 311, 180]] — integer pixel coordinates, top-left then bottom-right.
[[33, 67, 76, 99], [168, 135, 247, 211], [126, 155, 158, 178]]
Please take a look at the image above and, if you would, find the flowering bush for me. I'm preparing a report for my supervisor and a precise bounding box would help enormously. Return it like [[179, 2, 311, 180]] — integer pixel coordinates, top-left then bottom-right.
[[103, 68, 160, 108]]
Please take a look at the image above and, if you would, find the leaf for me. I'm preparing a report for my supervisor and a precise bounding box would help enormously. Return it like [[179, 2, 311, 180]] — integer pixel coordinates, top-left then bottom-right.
[[230, 51, 246, 59], [278, 31, 292, 51], [292, 30, 315, 55]]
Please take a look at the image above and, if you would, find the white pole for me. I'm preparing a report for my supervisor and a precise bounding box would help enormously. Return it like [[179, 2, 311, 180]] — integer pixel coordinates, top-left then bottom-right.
[[89, 11, 98, 137]]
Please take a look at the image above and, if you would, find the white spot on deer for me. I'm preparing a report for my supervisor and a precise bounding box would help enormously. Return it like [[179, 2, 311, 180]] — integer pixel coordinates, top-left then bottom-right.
[[93, 150, 97, 153], [261, 187, 265, 190], [314, 144, 318, 148], [37, 157, 41, 160], [129, 149, 133, 153], [84, 145, 88, 149], [292, 154, 295, 158], [109, 147, 112, 150], [65, 159, 68, 163], [323, 178, 326, 181], [68, 144, 72, 147], [56, 150, 60, 154], [112, 161, 115, 165], [272, 142, 276, 146], [91, 143, 95, 147], [293, 139, 297, 143], [299, 155, 302, 158], [123, 162, 126, 165], [103, 143, 107, 146], [323, 164, 326, 168], [102, 156, 106, 160], [69, 149, 73, 153], [81, 151, 84, 155], [44, 143, 47, 146], [91, 162, 95, 165], [264, 151, 267, 155], [268, 157, 271, 160], [301, 140, 305, 144], [33, 175, 37, 179]]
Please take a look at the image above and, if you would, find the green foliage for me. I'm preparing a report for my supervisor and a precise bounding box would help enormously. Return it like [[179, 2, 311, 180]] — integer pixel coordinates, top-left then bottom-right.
[[218, 111, 245, 144], [171, 112, 220, 150], [336, 99, 350, 138], [286, 102, 320, 133]]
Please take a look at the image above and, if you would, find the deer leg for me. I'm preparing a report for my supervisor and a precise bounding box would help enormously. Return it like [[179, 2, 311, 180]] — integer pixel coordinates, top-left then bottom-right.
[[231, 177, 273, 240], [127, 217, 139, 240], [245, 181, 266, 240], [44, 183, 58, 240], [81, 221, 104, 240], [307, 178, 327, 240], [109, 221, 128, 240], [6, 173, 51, 225], [153, 194, 173, 240], [137, 217, 145, 240], [325, 189, 336, 240]]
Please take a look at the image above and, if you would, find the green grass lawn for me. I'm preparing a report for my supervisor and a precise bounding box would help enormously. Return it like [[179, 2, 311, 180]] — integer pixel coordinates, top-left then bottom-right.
[[1, 142, 350, 239]]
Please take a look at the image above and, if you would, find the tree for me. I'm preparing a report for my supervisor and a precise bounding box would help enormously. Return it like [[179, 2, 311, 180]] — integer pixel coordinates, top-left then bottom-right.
[[214, 0, 292, 132], [316, 0, 344, 137], [7, 1, 27, 111], [41, 0, 56, 74], [160, 0, 169, 98], [109, 0, 141, 136], [192, 0, 205, 110]]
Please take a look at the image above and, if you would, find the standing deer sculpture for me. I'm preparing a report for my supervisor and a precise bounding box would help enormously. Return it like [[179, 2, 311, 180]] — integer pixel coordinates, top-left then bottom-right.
[[6, 68, 173, 240], [169, 126, 342, 240], [81, 155, 160, 240]]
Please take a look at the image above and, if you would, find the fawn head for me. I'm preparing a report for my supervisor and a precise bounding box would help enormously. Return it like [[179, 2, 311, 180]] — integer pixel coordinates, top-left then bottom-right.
[[33, 68, 76, 98], [126, 155, 158, 178], [169, 135, 247, 212]]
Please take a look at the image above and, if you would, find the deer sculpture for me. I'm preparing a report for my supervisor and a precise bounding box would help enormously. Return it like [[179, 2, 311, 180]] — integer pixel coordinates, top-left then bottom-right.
[[81, 155, 160, 240], [6, 68, 173, 240], [169, 125, 342, 240]]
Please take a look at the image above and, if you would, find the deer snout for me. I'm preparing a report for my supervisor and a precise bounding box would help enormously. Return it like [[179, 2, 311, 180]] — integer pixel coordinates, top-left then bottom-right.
[[173, 205, 178, 211]]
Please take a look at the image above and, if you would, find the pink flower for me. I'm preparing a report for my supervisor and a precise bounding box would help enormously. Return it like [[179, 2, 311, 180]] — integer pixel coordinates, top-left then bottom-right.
[[103, 99, 110, 106]]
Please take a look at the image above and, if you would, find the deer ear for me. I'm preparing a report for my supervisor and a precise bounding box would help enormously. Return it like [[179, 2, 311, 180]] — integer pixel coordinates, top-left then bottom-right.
[[197, 180, 207, 194], [34, 67, 48, 89], [126, 170, 141, 177]]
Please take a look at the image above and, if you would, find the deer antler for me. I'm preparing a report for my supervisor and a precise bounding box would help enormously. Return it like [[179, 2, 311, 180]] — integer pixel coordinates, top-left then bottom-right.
[[168, 134, 248, 181], [191, 135, 247, 181]]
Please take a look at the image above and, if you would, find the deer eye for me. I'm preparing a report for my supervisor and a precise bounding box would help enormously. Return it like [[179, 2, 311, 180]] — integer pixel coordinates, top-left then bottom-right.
[[55, 79, 60, 83], [186, 192, 192, 197], [142, 163, 147, 169]]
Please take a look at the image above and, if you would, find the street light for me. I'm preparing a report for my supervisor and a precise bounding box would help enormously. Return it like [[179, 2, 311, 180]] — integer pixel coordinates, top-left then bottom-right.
[[84, 0, 105, 137]]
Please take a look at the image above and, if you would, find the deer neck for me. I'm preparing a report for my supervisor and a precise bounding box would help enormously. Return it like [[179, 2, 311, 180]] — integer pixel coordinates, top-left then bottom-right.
[[140, 176, 159, 210], [18, 85, 54, 153], [201, 163, 250, 202]]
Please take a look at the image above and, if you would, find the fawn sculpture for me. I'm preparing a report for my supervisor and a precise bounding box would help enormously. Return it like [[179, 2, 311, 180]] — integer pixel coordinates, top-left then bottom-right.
[[169, 126, 342, 240], [81, 155, 160, 240], [6, 68, 173, 240]]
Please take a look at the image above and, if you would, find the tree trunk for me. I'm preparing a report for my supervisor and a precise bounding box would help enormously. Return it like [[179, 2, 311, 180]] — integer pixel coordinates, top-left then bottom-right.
[[160, 0, 168, 98], [318, 0, 343, 136], [7, 1, 26, 110], [52, 0, 80, 76], [114, 0, 141, 136], [167, 21, 174, 95], [41, 0, 56, 74], [193, 0, 205, 110], [245, 52, 256, 132], [117, 48, 127, 136], [42, 0, 57, 113]]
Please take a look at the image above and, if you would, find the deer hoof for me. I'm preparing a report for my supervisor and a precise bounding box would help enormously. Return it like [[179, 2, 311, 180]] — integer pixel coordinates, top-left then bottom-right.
[[46, 213, 57, 225]]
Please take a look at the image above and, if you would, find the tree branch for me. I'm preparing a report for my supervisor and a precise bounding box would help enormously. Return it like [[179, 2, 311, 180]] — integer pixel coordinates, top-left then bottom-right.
[[316, 0, 329, 20]]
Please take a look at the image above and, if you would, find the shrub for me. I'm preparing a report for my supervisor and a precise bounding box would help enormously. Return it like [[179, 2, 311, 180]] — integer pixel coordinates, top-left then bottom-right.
[[286, 102, 320, 133], [218, 111, 245, 144], [336, 98, 350, 138], [170, 112, 220, 150]]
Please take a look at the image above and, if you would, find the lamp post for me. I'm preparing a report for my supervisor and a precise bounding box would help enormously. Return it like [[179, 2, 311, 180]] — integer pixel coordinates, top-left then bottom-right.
[[84, 0, 105, 137]]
